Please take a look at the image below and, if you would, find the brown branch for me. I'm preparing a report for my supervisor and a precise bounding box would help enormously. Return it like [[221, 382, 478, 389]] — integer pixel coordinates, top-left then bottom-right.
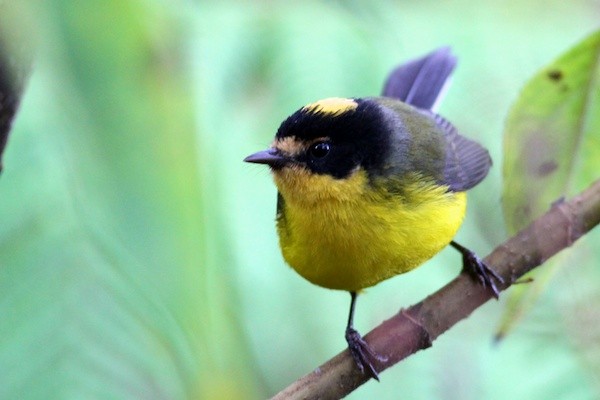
[[272, 178, 600, 400]]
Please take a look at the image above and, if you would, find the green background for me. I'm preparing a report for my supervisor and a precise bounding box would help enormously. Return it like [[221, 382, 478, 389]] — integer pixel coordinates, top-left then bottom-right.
[[1, 1, 599, 399]]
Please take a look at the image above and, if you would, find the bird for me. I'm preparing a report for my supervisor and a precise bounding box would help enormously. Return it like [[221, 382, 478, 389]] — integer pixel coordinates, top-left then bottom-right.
[[244, 47, 503, 381]]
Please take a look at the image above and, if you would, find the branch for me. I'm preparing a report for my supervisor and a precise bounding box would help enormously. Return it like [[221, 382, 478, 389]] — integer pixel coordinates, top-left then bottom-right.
[[272, 178, 600, 400], [0, 25, 32, 172]]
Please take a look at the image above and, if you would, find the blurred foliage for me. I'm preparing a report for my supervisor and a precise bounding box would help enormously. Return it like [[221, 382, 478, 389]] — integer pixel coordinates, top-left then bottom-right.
[[0, 1, 599, 399], [504, 30, 600, 233], [499, 31, 600, 341]]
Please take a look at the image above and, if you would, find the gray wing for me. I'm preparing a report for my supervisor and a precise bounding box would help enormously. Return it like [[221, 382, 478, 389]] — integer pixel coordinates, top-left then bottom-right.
[[436, 115, 492, 191], [382, 47, 456, 112]]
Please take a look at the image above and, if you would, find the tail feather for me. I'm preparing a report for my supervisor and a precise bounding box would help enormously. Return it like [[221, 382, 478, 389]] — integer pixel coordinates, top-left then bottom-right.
[[382, 47, 457, 112]]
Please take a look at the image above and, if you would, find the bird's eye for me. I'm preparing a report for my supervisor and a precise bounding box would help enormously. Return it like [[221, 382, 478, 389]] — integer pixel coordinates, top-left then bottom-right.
[[309, 141, 331, 159]]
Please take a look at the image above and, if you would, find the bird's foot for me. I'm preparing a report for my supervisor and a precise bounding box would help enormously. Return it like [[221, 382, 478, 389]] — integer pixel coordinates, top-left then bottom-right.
[[345, 327, 387, 381], [452, 242, 504, 298], [463, 251, 504, 298]]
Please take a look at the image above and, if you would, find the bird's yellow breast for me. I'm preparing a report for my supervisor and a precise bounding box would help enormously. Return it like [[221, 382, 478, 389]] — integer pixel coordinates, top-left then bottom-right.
[[274, 166, 466, 291]]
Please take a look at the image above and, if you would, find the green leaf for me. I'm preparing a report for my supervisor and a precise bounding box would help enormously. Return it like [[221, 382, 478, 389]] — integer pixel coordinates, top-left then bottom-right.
[[503, 30, 600, 232], [499, 30, 600, 339]]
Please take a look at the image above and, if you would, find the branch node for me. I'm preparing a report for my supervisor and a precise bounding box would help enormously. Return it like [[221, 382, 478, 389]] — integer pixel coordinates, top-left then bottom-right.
[[400, 308, 432, 348]]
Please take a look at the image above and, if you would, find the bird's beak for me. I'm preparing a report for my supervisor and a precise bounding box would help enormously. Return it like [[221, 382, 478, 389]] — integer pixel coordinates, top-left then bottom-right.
[[244, 148, 288, 168]]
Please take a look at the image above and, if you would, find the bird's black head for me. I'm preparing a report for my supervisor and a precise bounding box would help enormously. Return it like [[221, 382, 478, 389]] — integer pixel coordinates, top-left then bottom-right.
[[259, 97, 392, 179]]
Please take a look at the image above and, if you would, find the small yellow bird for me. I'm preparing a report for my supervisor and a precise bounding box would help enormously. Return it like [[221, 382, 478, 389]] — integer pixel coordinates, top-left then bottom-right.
[[245, 47, 502, 380]]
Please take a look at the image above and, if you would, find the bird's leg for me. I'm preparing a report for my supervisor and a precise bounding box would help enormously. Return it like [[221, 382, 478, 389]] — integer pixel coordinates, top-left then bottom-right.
[[344, 291, 386, 381], [450, 240, 504, 298]]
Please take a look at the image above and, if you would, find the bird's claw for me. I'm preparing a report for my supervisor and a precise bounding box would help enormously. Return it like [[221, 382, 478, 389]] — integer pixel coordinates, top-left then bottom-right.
[[345, 327, 387, 381], [461, 250, 504, 299]]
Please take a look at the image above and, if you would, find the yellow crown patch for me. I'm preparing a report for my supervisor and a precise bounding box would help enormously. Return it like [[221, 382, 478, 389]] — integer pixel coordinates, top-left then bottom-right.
[[303, 97, 358, 116]]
